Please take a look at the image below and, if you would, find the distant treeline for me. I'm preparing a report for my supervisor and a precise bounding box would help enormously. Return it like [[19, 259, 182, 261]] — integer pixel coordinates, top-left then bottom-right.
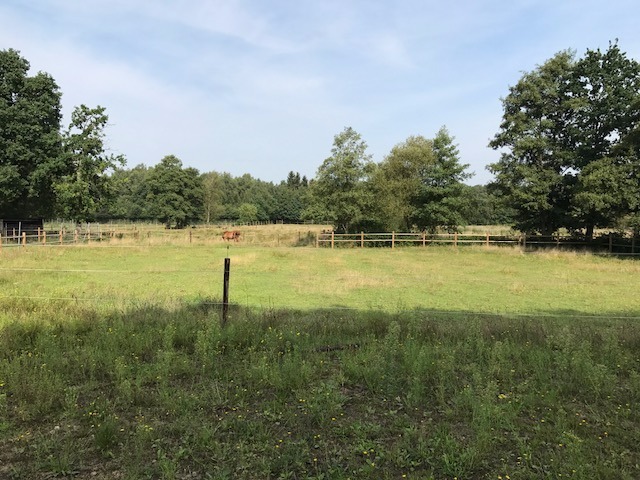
[[97, 158, 514, 229]]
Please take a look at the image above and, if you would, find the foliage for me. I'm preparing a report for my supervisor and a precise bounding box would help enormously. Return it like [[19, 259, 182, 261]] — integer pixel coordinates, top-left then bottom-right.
[[237, 202, 259, 223], [409, 127, 471, 233], [146, 155, 203, 228], [310, 127, 377, 233], [460, 185, 516, 225], [106, 164, 153, 221], [489, 42, 640, 236], [0, 49, 63, 218], [201, 171, 225, 224], [55, 105, 126, 222], [373, 135, 435, 231]]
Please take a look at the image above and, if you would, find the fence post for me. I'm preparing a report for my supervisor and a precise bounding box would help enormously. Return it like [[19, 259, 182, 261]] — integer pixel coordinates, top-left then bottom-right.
[[38, 227, 41, 242], [609, 233, 613, 253], [43, 230, 46, 245], [59, 230, 63, 244], [422, 231, 426, 247], [392, 231, 395, 249], [22, 232, 26, 247], [316, 232, 319, 248], [189, 230, 192, 244], [74, 229, 78, 244], [522, 234, 527, 251], [222, 257, 231, 327], [486, 232, 489, 247], [454, 232, 458, 248], [361, 231, 364, 248], [331, 231, 334, 249]]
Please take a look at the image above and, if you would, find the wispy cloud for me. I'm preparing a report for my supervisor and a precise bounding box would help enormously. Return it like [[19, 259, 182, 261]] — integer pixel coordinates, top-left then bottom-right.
[[2, 0, 640, 184]]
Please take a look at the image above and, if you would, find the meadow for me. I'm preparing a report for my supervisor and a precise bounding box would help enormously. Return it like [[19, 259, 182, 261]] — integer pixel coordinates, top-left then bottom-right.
[[1, 239, 639, 479]]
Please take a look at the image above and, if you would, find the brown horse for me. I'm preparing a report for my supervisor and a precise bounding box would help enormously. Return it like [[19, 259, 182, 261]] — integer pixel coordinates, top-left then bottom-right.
[[222, 230, 241, 242]]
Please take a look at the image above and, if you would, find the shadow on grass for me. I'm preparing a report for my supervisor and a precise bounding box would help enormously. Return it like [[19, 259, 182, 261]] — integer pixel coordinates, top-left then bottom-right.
[[2, 297, 640, 479]]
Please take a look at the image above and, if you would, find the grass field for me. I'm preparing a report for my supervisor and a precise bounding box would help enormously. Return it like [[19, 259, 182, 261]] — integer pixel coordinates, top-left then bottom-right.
[[2, 243, 639, 314], [1, 242, 639, 479]]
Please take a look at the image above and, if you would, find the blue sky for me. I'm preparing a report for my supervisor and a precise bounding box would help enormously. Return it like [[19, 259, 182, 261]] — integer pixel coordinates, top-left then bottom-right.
[[2, 0, 639, 185]]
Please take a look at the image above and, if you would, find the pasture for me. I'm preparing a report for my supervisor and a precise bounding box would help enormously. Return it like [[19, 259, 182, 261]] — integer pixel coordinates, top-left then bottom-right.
[[1, 241, 639, 479]]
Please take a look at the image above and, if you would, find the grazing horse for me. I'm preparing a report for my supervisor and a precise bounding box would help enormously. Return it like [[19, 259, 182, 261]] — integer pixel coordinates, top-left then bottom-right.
[[222, 230, 241, 242]]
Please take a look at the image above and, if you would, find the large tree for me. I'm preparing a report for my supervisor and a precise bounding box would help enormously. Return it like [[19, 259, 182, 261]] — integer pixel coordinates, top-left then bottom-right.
[[488, 50, 575, 235], [55, 105, 126, 222], [0, 49, 63, 218], [489, 43, 640, 236], [201, 171, 225, 224], [146, 155, 203, 228], [310, 127, 376, 233], [373, 135, 435, 231], [409, 127, 471, 233]]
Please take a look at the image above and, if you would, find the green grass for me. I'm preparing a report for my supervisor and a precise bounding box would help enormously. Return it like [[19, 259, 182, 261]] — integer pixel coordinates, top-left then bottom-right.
[[1, 243, 640, 478], [1, 244, 639, 314]]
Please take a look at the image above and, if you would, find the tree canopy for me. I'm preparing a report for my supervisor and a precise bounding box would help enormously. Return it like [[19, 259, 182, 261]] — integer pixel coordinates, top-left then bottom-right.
[[489, 42, 640, 236], [0, 49, 62, 218], [55, 105, 126, 222], [1, 49, 125, 222], [146, 155, 203, 228], [309, 127, 377, 233]]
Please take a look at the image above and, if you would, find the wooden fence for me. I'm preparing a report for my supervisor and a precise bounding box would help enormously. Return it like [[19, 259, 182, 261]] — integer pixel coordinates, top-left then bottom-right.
[[1, 227, 637, 255], [0, 226, 122, 247], [316, 231, 640, 255]]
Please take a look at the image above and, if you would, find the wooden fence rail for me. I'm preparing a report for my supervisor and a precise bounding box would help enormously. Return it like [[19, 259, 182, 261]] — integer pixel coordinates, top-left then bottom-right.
[[0, 228, 637, 254], [316, 232, 639, 255]]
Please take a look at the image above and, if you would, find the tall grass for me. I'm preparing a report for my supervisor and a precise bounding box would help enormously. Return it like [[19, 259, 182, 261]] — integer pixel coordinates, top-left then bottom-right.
[[1, 302, 639, 479]]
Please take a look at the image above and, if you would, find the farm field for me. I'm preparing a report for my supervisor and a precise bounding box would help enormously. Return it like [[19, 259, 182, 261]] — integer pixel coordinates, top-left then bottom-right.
[[1, 243, 640, 479]]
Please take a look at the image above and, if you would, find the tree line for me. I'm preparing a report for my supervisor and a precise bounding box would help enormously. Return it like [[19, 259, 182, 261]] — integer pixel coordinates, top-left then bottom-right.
[[73, 131, 516, 231], [2, 43, 638, 236]]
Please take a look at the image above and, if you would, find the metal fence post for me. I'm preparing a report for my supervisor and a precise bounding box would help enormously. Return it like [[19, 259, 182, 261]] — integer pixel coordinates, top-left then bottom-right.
[[222, 257, 231, 327]]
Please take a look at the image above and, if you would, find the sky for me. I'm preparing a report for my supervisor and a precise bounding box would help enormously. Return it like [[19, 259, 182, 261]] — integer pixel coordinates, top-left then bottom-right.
[[2, 1, 639, 185]]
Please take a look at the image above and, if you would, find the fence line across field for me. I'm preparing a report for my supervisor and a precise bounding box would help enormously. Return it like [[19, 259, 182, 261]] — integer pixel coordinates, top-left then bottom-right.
[[0, 227, 638, 255], [317, 231, 639, 255]]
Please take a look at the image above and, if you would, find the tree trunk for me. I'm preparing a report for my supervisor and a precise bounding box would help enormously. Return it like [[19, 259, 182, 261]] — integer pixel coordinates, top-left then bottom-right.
[[585, 224, 594, 241]]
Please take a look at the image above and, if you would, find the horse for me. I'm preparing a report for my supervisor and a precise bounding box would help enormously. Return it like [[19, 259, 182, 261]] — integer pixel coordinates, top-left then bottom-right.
[[222, 230, 241, 242]]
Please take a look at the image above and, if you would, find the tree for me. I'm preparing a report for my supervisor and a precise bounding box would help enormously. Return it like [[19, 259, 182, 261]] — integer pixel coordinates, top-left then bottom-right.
[[106, 164, 153, 221], [237, 203, 258, 223], [568, 44, 640, 237], [460, 185, 516, 226], [489, 50, 575, 235], [373, 135, 435, 231], [146, 155, 203, 228], [0, 49, 63, 218], [55, 105, 125, 222], [310, 127, 376, 233], [572, 155, 640, 233], [201, 171, 224, 224], [489, 43, 640, 236], [409, 127, 471, 233], [274, 172, 311, 223]]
